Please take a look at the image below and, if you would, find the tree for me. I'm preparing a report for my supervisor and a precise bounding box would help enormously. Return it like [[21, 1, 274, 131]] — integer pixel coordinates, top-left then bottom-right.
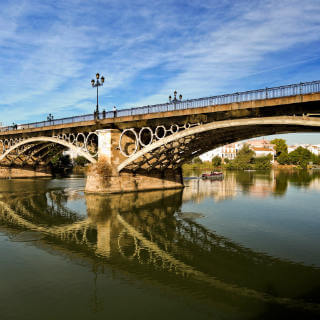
[[277, 152, 290, 165], [193, 157, 202, 164], [74, 156, 89, 166], [226, 144, 255, 170], [212, 156, 222, 167], [288, 147, 313, 169], [253, 155, 272, 170], [271, 139, 288, 157]]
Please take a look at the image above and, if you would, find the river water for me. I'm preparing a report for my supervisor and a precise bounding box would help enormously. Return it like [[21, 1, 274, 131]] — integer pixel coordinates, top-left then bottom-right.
[[0, 170, 319, 320]]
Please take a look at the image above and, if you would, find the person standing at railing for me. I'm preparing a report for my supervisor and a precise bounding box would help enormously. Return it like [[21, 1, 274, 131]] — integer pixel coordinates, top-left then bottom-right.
[[113, 106, 117, 118], [102, 109, 106, 119]]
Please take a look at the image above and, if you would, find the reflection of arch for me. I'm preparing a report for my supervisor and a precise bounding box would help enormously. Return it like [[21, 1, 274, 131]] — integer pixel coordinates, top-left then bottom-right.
[[0, 194, 319, 313], [118, 116, 320, 172], [0, 137, 97, 164]]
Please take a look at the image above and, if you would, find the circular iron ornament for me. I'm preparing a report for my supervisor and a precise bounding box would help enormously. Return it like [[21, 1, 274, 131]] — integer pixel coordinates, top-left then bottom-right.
[[138, 127, 153, 147], [0, 140, 4, 154], [4, 139, 10, 150], [85, 132, 99, 157], [119, 128, 139, 157], [170, 124, 179, 134], [117, 230, 138, 261], [68, 133, 76, 144], [184, 123, 191, 129], [155, 125, 167, 140], [75, 133, 86, 150], [62, 133, 68, 141], [9, 138, 14, 147]]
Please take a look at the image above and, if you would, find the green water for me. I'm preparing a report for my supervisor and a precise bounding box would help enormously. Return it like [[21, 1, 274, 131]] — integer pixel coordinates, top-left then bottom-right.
[[0, 170, 319, 319]]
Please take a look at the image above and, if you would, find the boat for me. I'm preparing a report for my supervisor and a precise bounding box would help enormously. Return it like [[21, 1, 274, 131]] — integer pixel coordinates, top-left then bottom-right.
[[201, 171, 224, 179]]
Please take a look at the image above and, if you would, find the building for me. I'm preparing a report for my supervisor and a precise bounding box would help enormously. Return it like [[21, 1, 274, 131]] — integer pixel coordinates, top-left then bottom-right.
[[250, 146, 275, 161], [220, 143, 243, 160]]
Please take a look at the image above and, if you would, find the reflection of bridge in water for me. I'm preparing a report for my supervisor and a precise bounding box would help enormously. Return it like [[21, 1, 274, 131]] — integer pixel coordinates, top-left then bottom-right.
[[0, 187, 320, 315]]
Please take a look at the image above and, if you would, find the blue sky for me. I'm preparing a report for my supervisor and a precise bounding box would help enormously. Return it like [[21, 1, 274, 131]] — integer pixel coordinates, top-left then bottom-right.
[[1, 0, 320, 144]]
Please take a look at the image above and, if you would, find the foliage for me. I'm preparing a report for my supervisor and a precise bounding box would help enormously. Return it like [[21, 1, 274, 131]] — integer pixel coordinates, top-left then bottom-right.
[[225, 144, 255, 170], [271, 138, 288, 157], [50, 154, 72, 168], [74, 156, 89, 167], [253, 155, 273, 170], [212, 156, 222, 167], [288, 147, 313, 169], [277, 152, 290, 165], [192, 157, 202, 164]]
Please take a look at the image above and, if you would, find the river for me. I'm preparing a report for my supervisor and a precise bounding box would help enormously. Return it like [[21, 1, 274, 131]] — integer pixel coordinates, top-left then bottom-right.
[[0, 170, 319, 319]]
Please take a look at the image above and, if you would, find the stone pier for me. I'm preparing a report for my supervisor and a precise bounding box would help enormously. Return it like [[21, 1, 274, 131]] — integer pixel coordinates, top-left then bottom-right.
[[85, 129, 184, 193]]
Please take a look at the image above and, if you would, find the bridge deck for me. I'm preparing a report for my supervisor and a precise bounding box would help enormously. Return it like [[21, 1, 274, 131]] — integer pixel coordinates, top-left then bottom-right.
[[1, 91, 320, 137]]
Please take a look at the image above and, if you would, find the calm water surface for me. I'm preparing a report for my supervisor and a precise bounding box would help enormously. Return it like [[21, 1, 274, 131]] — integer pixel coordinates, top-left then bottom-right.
[[0, 170, 320, 320]]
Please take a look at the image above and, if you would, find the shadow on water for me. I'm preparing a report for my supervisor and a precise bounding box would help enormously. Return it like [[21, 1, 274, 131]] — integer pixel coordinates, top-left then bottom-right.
[[0, 173, 320, 319]]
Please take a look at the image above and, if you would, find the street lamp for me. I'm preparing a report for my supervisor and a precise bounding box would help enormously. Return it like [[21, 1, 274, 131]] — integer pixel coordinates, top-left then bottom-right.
[[91, 73, 105, 118], [169, 90, 182, 109]]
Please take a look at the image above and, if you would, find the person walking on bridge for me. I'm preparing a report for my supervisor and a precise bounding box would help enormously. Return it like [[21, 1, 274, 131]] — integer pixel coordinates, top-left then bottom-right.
[[113, 106, 117, 118]]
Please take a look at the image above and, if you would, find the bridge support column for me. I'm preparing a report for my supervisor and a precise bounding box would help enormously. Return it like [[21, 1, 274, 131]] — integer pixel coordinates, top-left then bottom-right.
[[85, 129, 184, 193]]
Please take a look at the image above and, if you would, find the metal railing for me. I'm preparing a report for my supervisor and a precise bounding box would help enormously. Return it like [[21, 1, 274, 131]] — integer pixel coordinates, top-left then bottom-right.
[[1, 80, 320, 133]]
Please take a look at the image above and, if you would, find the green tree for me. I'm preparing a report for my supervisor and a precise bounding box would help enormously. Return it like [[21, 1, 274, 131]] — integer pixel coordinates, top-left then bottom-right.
[[74, 156, 89, 166], [212, 156, 222, 167], [226, 144, 255, 170], [271, 138, 288, 157], [277, 152, 290, 165], [288, 147, 313, 169], [193, 157, 202, 164], [253, 155, 272, 170]]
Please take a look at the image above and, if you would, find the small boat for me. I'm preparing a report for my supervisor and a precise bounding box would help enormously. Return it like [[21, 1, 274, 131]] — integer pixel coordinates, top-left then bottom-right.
[[201, 171, 224, 179]]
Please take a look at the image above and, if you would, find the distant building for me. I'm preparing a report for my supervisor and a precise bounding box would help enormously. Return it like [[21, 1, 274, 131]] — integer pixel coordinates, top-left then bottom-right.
[[246, 138, 274, 149], [200, 148, 222, 162], [220, 142, 243, 160], [250, 146, 275, 162], [306, 145, 320, 156]]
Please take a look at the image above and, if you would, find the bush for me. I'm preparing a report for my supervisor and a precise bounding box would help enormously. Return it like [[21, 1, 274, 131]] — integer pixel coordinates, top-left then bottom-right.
[[277, 152, 290, 165], [212, 156, 222, 167], [253, 155, 272, 170], [74, 156, 89, 166], [288, 147, 313, 169], [193, 157, 202, 164]]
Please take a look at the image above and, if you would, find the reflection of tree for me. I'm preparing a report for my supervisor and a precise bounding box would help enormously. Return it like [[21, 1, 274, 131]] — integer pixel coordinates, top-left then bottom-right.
[[1, 187, 320, 317], [274, 171, 289, 196], [234, 171, 255, 193], [274, 170, 320, 196]]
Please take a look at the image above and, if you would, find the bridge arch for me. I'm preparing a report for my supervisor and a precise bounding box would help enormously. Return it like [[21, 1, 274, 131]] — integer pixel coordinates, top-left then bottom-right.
[[0, 136, 97, 165], [118, 116, 320, 172]]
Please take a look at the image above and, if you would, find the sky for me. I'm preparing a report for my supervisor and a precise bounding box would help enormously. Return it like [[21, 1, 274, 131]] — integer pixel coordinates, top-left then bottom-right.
[[1, 0, 320, 144]]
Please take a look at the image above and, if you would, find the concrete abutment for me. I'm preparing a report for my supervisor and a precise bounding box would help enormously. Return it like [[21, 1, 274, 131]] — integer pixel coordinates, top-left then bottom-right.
[[85, 129, 184, 193]]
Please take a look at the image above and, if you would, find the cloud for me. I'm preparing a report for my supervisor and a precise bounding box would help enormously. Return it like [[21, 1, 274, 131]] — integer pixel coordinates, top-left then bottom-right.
[[0, 0, 319, 129]]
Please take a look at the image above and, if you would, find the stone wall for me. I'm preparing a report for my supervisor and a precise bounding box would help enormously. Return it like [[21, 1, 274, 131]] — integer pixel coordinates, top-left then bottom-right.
[[0, 167, 51, 179], [85, 163, 183, 193]]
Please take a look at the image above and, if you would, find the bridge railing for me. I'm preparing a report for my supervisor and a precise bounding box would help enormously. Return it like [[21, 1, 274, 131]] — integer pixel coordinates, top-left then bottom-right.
[[1, 80, 320, 133]]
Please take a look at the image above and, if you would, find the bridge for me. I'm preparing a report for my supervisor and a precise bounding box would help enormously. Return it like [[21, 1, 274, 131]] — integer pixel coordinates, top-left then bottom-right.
[[1, 80, 320, 192]]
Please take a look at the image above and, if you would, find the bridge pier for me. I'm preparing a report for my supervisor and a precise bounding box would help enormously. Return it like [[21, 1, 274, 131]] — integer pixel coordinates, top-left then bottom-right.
[[85, 129, 184, 193]]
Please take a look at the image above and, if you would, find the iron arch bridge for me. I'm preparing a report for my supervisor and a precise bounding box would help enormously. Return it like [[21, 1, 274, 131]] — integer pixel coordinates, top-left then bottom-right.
[[0, 133, 98, 167], [0, 80, 320, 179], [117, 116, 320, 172]]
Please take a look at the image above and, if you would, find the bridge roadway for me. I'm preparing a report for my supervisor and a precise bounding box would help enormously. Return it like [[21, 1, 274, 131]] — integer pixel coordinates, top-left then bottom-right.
[[0, 80, 320, 192]]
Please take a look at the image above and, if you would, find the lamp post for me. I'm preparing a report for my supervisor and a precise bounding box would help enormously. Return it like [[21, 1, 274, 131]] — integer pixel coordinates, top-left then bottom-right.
[[169, 90, 182, 110], [91, 73, 105, 119]]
